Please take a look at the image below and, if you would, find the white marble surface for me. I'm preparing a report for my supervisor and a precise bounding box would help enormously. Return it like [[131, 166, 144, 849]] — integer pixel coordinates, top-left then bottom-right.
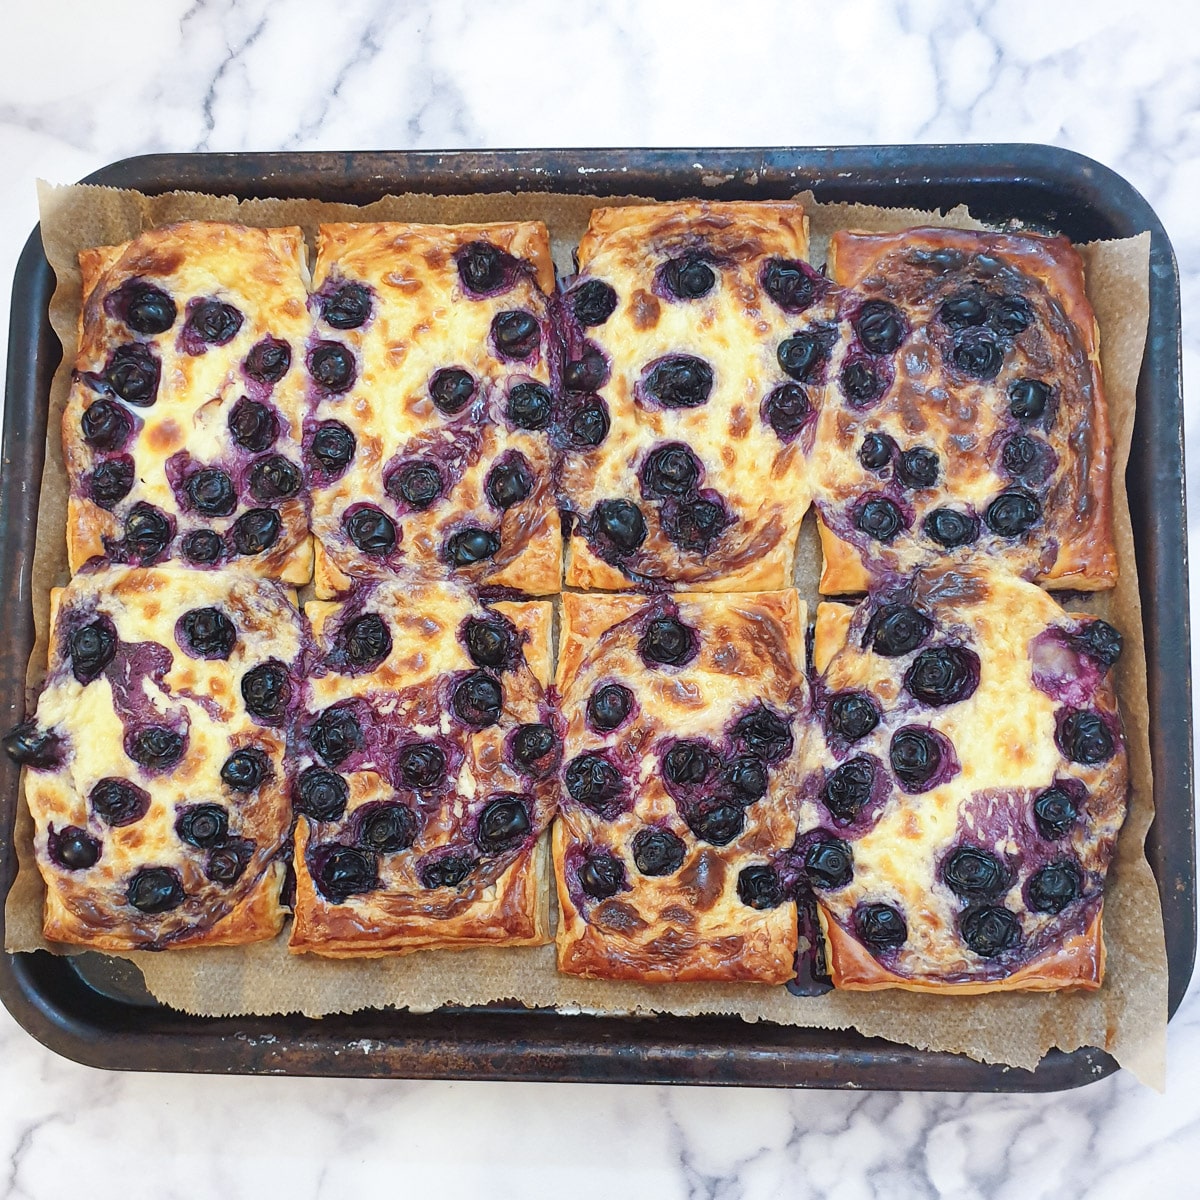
[[1, 0, 1199, 1195]]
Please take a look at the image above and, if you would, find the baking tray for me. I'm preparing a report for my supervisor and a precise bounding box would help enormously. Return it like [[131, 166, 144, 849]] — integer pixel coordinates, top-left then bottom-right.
[[0, 146, 1191, 1090]]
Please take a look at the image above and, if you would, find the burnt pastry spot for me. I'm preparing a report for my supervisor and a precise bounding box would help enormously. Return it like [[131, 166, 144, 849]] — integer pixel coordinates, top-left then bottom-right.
[[1008, 378, 1051, 421], [126, 725, 185, 771], [462, 615, 516, 671], [588, 499, 647, 558], [579, 851, 626, 899], [510, 723, 558, 774], [924, 508, 978, 548], [69, 616, 118, 682], [82, 399, 134, 451], [182, 530, 224, 564], [122, 503, 174, 562], [761, 258, 821, 313], [903, 646, 980, 707], [115, 282, 177, 335], [640, 442, 702, 499], [220, 747, 271, 792], [684, 800, 745, 846], [184, 299, 243, 349], [942, 846, 1009, 900], [777, 331, 831, 383], [185, 468, 236, 517], [175, 804, 229, 849], [896, 447, 939, 490], [240, 661, 291, 722], [722, 756, 768, 803], [949, 330, 1003, 380], [309, 705, 363, 767], [229, 398, 279, 452], [839, 355, 888, 406], [571, 279, 618, 327], [491, 310, 541, 360], [357, 802, 417, 854], [485, 454, 534, 510], [205, 838, 254, 885], [638, 615, 698, 668], [737, 864, 785, 909], [231, 508, 281, 555], [804, 836, 854, 890], [294, 766, 349, 822], [889, 726, 948, 793], [854, 902, 907, 951], [641, 355, 714, 409], [3, 722, 63, 769], [984, 489, 1041, 538], [309, 421, 356, 477], [90, 778, 150, 827], [632, 828, 685, 876], [826, 692, 880, 742], [660, 254, 716, 300], [854, 300, 906, 354], [959, 905, 1021, 957], [762, 382, 812, 441], [451, 671, 503, 727], [587, 683, 634, 732], [49, 826, 101, 871], [563, 395, 610, 448], [853, 495, 905, 542], [475, 795, 532, 853], [243, 337, 292, 384], [127, 867, 185, 913], [344, 506, 396, 556], [308, 341, 356, 394], [824, 756, 876, 822], [396, 741, 447, 790], [339, 613, 392, 669], [249, 455, 302, 502], [564, 752, 625, 819], [563, 347, 609, 394], [506, 381, 553, 430], [1026, 860, 1082, 913], [858, 432, 895, 471], [867, 604, 931, 657], [1056, 709, 1115, 765], [385, 460, 442, 510], [456, 240, 511, 296], [177, 606, 236, 660], [321, 282, 372, 330], [429, 367, 477, 415], [105, 343, 160, 406], [1072, 620, 1123, 669], [1033, 783, 1081, 840], [312, 844, 379, 902], [730, 704, 793, 763], [445, 528, 501, 567], [420, 854, 476, 890]]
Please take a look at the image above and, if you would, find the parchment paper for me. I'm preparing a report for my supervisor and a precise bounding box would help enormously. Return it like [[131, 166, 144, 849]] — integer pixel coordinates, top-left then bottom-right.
[[3, 181, 1165, 1086]]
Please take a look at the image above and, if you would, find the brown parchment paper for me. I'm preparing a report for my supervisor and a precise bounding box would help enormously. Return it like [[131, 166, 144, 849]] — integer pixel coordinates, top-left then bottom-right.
[[3, 181, 1165, 1086]]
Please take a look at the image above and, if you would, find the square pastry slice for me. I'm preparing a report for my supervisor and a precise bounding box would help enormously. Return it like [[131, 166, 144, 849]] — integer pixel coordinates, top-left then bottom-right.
[[810, 227, 1116, 593], [558, 201, 827, 592], [799, 567, 1127, 992], [304, 222, 562, 598], [289, 581, 557, 955], [9, 567, 304, 950], [64, 222, 313, 584], [553, 590, 808, 983]]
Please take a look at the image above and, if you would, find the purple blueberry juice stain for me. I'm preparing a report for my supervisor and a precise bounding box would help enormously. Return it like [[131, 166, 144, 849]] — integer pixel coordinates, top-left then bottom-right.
[[1029, 627, 1102, 707]]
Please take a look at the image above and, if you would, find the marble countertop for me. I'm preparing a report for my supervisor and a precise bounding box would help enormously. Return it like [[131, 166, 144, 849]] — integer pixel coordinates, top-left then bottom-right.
[[1, 0, 1198, 1194]]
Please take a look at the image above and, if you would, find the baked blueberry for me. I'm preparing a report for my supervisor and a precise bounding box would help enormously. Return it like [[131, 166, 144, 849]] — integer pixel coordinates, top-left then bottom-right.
[[1008, 378, 1051, 420], [457, 241, 507, 294], [185, 468, 236, 517], [122, 283, 176, 334], [566, 397, 610, 447], [126, 725, 185, 770], [826, 692, 880, 742], [889, 727, 943, 792], [127, 867, 185, 913], [249, 455, 302, 502], [572, 279, 618, 326], [804, 837, 853, 889], [854, 496, 904, 542], [960, 905, 1020, 957], [341, 613, 392, 668], [939, 290, 988, 329], [220, 747, 271, 792], [723, 756, 768, 802], [662, 254, 715, 300], [313, 845, 378, 901], [182, 530, 223, 564], [642, 355, 714, 408], [344, 507, 396, 556], [106, 343, 160, 405], [1026, 860, 1082, 914], [632, 828, 685, 876], [590, 500, 646, 556], [231, 508, 281, 555], [70, 616, 117, 682], [824, 756, 875, 822], [942, 846, 1008, 899], [294, 766, 349, 822], [1056, 709, 1114, 764], [564, 753, 624, 816], [452, 671, 503, 727], [3, 721, 62, 769], [186, 299, 242, 347], [896, 447, 939, 489], [777, 332, 828, 382], [123, 503, 173, 561], [685, 801, 744, 846], [175, 804, 228, 849], [1001, 434, 1044, 479], [868, 604, 931, 657], [858, 432, 895, 471], [396, 742, 446, 789], [506, 381, 553, 430], [82, 399, 133, 451], [587, 683, 633, 732], [358, 803, 417, 853], [950, 331, 1003, 379], [178, 606, 236, 660], [989, 295, 1032, 335], [429, 367, 476, 415], [243, 337, 292, 384], [463, 616, 515, 670], [641, 443, 701, 498], [386, 460, 443, 510], [446, 528, 500, 567], [924, 508, 978, 548], [475, 795, 532, 853], [240, 661, 291, 721], [762, 382, 811, 440], [737, 864, 785, 909], [89, 778, 150, 827], [854, 902, 907, 950], [639, 616, 697, 667], [228, 398, 279, 452], [840, 358, 885, 405], [491, 310, 541, 360], [1073, 620, 1123, 668], [87, 461, 129, 514], [984, 489, 1041, 537], [309, 706, 363, 767], [308, 342, 356, 393], [322, 282, 371, 329], [855, 300, 905, 354], [762, 258, 817, 312], [485, 456, 534, 510], [421, 855, 475, 889], [663, 740, 717, 786], [50, 826, 100, 871], [511, 723, 557, 770], [205, 838, 253, 885], [309, 421, 356, 475], [731, 705, 792, 763], [662, 496, 729, 553], [579, 852, 625, 899], [563, 348, 608, 393], [1033, 784, 1079, 840], [904, 646, 980, 706]]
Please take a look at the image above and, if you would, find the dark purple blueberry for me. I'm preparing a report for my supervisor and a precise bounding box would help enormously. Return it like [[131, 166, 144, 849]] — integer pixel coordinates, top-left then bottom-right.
[[445, 528, 500, 567], [572, 279, 618, 326], [1056, 709, 1115, 765], [512, 723, 557, 770], [90, 778, 150, 827], [824, 756, 875, 822], [322, 282, 371, 329], [643, 355, 714, 408], [358, 804, 417, 853], [897, 447, 939, 489], [106, 344, 160, 405], [309, 706, 363, 767], [939, 290, 987, 329], [855, 300, 905, 354], [294, 766, 349, 822], [1001, 434, 1044, 479], [205, 838, 254, 885], [661, 495, 729, 553], [942, 846, 1008, 899], [854, 496, 904, 543], [182, 529, 223, 564], [587, 683, 633, 732], [950, 331, 1003, 379], [126, 725, 185, 770], [228, 398, 279, 452], [127, 867, 185, 912], [3, 721, 62, 769], [123, 503, 173, 561], [175, 803, 228, 849], [564, 753, 623, 815], [723, 756, 768, 802], [429, 367, 476, 415], [686, 802, 744, 846], [840, 358, 886, 405], [50, 826, 100, 871], [639, 616, 697, 667], [663, 740, 717, 786], [397, 742, 447, 789], [737, 864, 784, 909], [475, 795, 532, 853], [984, 489, 1041, 538], [632, 828, 685, 876], [231, 508, 281, 555], [240, 661, 292, 722], [452, 671, 503, 727], [868, 604, 931, 657], [762, 259, 817, 312], [777, 333, 827, 382], [1073, 620, 1123, 669], [491, 310, 540, 360], [1008, 379, 1050, 420], [579, 852, 625, 899], [590, 499, 646, 556], [244, 337, 291, 384], [421, 855, 474, 889], [960, 905, 1020, 957], [989, 295, 1032, 335], [340, 613, 392, 668], [185, 468, 236, 517], [70, 617, 117, 682], [345, 507, 396, 556], [249, 455, 302, 502], [186, 299, 242, 347], [826, 692, 880, 742], [924, 509, 978, 549], [904, 646, 980, 707], [858, 432, 895, 471], [662, 254, 715, 300], [309, 422, 356, 474], [458, 241, 506, 294], [485, 457, 534, 510], [463, 616, 515, 669], [805, 837, 853, 889], [855, 902, 907, 950], [641, 443, 701, 498], [82, 399, 133, 450], [566, 397, 610, 447], [732, 706, 793, 763], [562, 348, 608, 393], [762, 383, 811, 440], [123, 283, 176, 334], [1026, 860, 1082, 914], [221, 747, 271, 792], [1033, 785, 1079, 840], [385, 460, 442, 510], [506, 381, 553, 430], [889, 727, 943, 792], [314, 845, 378, 901], [308, 342, 356, 393], [178, 607, 236, 660]]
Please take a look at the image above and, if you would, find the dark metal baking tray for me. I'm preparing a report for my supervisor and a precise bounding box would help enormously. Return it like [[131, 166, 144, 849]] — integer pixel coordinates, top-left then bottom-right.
[[0, 146, 1191, 1089]]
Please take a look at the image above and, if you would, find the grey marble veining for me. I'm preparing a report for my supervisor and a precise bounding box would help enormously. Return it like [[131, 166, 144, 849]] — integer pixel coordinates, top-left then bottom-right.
[[1, 0, 1198, 1196]]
